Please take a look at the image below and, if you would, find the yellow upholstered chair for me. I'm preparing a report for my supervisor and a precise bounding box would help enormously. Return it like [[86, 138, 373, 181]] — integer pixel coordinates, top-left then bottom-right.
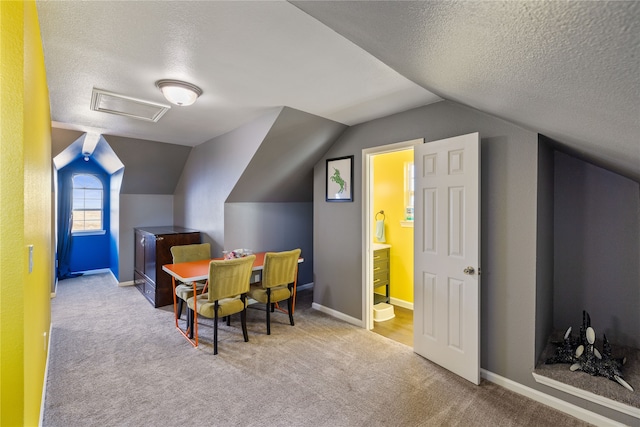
[[249, 248, 301, 335], [187, 255, 255, 354], [170, 243, 211, 320]]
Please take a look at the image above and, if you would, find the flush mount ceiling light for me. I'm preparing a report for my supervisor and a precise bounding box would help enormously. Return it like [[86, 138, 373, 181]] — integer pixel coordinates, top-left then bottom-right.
[[155, 79, 203, 106]]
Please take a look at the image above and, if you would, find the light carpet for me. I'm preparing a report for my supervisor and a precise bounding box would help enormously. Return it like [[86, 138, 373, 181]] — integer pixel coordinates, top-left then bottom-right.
[[43, 273, 591, 426]]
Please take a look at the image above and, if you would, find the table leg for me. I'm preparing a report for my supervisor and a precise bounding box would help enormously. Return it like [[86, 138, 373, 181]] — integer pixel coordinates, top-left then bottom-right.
[[172, 277, 179, 326], [172, 276, 198, 348]]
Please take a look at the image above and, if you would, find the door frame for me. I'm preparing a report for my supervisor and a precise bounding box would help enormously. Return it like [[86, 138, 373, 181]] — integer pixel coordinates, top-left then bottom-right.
[[362, 138, 423, 330]]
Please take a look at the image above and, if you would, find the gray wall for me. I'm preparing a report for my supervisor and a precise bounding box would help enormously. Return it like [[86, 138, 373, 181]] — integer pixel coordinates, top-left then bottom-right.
[[228, 107, 346, 203], [535, 136, 555, 363], [313, 100, 638, 423], [51, 129, 192, 195], [173, 109, 279, 255], [118, 194, 174, 282], [314, 100, 540, 382], [104, 135, 192, 195], [224, 202, 313, 285], [174, 106, 343, 274], [554, 151, 640, 348]]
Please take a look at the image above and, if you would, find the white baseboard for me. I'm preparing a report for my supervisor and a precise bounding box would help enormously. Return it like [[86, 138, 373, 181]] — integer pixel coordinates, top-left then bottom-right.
[[118, 280, 135, 287], [107, 270, 119, 285], [75, 268, 112, 275], [39, 322, 53, 427], [311, 302, 363, 327], [51, 277, 58, 298], [297, 282, 313, 292], [389, 297, 413, 310], [482, 369, 628, 427], [73, 268, 120, 286]]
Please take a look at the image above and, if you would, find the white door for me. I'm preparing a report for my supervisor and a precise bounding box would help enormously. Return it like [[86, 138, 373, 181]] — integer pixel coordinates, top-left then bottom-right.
[[413, 132, 480, 385]]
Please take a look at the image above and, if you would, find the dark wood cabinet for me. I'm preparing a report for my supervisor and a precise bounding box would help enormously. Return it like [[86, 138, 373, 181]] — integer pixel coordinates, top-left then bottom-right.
[[134, 226, 201, 307]]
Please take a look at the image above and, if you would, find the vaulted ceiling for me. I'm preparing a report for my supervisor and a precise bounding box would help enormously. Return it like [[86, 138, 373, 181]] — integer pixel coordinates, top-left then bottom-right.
[[37, 1, 639, 181]]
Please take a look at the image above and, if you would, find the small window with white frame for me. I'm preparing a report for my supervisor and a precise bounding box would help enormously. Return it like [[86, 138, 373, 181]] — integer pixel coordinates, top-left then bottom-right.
[[404, 161, 414, 220]]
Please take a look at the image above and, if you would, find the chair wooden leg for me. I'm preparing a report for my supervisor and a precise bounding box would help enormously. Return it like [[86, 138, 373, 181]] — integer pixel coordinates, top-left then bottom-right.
[[213, 301, 219, 355], [226, 316, 231, 326], [288, 287, 294, 327], [241, 295, 248, 342], [266, 289, 271, 335], [188, 309, 195, 339], [177, 299, 184, 319]]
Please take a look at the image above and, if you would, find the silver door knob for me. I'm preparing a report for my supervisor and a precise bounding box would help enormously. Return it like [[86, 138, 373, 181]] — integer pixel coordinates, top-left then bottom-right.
[[463, 266, 475, 275]]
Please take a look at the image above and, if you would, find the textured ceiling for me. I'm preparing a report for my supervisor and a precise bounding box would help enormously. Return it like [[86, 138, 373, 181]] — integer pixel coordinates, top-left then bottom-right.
[[294, 1, 640, 181], [37, 1, 639, 181], [36, 1, 439, 147]]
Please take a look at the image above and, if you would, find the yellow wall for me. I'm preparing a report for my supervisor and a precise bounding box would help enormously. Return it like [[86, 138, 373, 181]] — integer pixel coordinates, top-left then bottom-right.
[[1, 2, 53, 425], [373, 150, 413, 304]]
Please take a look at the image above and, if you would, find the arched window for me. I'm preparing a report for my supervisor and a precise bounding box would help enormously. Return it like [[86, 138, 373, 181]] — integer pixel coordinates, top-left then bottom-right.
[[72, 174, 103, 232]]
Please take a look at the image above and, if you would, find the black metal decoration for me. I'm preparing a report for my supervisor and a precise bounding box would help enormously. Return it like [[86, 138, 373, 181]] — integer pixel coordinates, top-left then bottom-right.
[[546, 310, 633, 391]]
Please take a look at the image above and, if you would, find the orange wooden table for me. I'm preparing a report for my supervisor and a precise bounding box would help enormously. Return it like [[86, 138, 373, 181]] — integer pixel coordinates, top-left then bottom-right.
[[162, 252, 303, 347]]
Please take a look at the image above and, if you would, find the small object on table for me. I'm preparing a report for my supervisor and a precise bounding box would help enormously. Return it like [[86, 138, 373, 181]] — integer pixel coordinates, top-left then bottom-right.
[[223, 249, 253, 259]]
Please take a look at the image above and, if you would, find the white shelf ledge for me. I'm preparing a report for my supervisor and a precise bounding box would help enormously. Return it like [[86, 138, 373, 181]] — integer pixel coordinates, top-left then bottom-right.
[[532, 372, 640, 419]]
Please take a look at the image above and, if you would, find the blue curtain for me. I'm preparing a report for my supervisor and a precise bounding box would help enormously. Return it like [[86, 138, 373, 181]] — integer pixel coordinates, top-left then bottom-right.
[[57, 171, 79, 279]]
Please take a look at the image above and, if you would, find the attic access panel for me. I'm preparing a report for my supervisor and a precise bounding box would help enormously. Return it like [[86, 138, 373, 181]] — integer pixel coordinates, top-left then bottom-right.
[[90, 88, 170, 122]]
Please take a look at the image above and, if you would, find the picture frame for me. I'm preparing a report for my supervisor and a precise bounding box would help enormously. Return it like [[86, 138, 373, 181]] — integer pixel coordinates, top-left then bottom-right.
[[326, 155, 354, 202]]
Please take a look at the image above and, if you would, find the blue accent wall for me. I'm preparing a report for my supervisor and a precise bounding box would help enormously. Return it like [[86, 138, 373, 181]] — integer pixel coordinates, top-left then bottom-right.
[[62, 158, 112, 272], [109, 169, 124, 280], [70, 232, 110, 272]]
